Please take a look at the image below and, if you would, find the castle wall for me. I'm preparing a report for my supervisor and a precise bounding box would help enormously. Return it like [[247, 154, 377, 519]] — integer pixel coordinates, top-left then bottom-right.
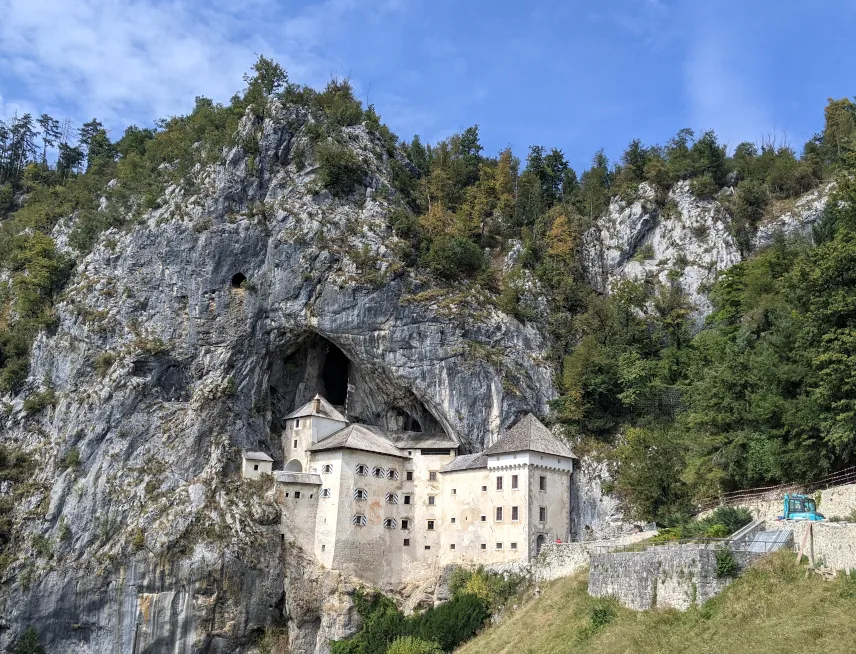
[[527, 463, 572, 553], [311, 450, 344, 568], [274, 474, 322, 554]]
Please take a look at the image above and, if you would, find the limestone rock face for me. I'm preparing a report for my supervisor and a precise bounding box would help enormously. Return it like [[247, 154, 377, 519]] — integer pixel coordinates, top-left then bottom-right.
[[583, 181, 833, 320], [0, 99, 555, 653]]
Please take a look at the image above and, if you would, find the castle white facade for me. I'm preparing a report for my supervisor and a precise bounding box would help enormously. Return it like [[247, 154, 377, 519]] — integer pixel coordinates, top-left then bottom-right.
[[249, 395, 576, 587]]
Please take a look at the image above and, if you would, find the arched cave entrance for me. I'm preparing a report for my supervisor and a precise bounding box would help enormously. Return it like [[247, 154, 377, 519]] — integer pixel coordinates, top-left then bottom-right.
[[321, 342, 349, 406], [231, 272, 247, 289]]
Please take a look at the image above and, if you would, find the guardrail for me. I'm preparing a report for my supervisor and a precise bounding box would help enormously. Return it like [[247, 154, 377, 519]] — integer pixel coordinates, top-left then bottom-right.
[[696, 466, 856, 512], [588, 535, 790, 555]]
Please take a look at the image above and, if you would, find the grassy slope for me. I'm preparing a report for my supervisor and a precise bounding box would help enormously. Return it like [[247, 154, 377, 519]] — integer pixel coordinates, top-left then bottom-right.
[[457, 553, 856, 654]]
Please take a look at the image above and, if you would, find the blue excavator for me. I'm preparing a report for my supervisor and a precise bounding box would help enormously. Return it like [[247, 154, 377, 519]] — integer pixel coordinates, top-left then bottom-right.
[[778, 493, 825, 521]]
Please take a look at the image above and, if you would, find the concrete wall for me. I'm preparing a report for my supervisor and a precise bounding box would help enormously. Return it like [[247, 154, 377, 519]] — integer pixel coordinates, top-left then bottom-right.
[[789, 521, 856, 572], [588, 545, 760, 610]]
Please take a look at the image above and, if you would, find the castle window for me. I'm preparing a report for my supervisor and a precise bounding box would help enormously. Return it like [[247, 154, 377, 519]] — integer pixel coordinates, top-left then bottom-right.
[[428, 471, 437, 482], [353, 515, 367, 526], [496, 542, 503, 550], [481, 485, 487, 492], [403, 495, 411, 505], [427, 520, 435, 530], [512, 506, 519, 521], [322, 464, 333, 474], [539, 506, 547, 522], [354, 488, 368, 501], [511, 542, 518, 550], [401, 519, 410, 530], [372, 467, 385, 478], [406, 471, 414, 481], [383, 518, 397, 529], [428, 495, 435, 506], [404, 539, 410, 546], [321, 488, 331, 498], [321, 544, 326, 552], [480, 515, 486, 522], [295, 419, 300, 428], [496, 476, 503, 491], [356, 464, 369, 476], [424, 545, 431, 550], [450, 544, 455, 550], [254, 464, 259, 471], [495, 507, 503, 521], [386, 492, 399, 504], [387, 469, 399, 480], [451, 488, 457, 495], [511, 475, 518, 490], [451, 517, 456, 524], [480, 543, 486, 550], [285, 492, 290, 497], [294, 491, 301, 499], [293, 439, 297, 448], [539, 476, 547, 491]]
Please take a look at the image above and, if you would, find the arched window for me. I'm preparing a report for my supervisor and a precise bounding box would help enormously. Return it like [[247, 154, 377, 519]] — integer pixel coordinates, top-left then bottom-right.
[[383, 518, 397, 529], [386, 469, 399, 480], [372, 466, 385, 478], [322, 464, 333, 474], [386, 492, 398, 504], [355, 464, 369, 476], [354, 488, 368, 501], [353, 515, 367, 526], [320, 488, 331, 498]]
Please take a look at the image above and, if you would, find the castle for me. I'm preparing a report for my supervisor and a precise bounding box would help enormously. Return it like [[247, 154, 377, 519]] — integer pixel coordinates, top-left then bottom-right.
[[242, 395, 576, 587]]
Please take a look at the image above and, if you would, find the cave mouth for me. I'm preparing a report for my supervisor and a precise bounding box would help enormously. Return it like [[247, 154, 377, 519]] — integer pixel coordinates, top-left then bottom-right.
[[231, 272, 246, 289]]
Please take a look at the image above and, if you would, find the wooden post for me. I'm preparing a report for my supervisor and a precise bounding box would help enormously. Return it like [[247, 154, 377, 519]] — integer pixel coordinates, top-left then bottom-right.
[[796, 525, 811, 565]]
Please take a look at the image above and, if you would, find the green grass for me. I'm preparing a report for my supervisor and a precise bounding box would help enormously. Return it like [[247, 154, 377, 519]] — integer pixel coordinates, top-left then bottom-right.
[[456, 553, 856, 654]]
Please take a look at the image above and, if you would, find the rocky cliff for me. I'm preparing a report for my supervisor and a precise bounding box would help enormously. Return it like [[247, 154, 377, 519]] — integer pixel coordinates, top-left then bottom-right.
[[0, 94, 834, 653], [0, 100, 554, 653]]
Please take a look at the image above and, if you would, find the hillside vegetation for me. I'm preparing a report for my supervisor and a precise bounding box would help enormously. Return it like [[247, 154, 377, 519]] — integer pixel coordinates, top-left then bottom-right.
[[457, 553, 856, 654], [3, 54, 856, 523]]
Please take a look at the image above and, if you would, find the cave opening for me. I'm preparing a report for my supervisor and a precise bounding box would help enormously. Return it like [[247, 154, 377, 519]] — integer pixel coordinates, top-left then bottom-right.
[[231, 272, 247, 288], [322, 343, 349, 406]]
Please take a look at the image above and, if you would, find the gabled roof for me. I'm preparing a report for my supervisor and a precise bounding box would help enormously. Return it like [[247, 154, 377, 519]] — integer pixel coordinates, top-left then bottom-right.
[[306, 424, 408, 458], [242, 451, 274, 462], [440, 452, 488, 473], [483, 414, 576, 459], [285, 394, 348, 422], [384, 431, 459, 450]]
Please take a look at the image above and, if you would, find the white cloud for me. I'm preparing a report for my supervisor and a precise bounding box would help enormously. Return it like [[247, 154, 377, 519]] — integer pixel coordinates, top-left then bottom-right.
[[0, 0, 405, 134]]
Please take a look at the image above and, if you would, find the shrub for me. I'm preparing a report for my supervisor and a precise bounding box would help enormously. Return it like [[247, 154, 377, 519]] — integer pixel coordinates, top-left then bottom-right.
[[689, 173, 719, 199], [315, 78, 364, 128], [386, 636, 443, 654], [13, 627, 45, 654], [22, 389, 56, 414], [61, 448, 80, 469], [447, 566, 523, 611], [405, 593, 490, 652], [423, 236, 486, 280], [590, 598, 617, 628], [316, 142, 366, 197], [93, 351, 117, 376], [715, 548, 739, 577]]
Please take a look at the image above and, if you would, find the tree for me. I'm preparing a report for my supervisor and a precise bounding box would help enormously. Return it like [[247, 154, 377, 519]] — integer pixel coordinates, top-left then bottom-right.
[[36, 114, 61, 166], [13, 627, 45, 654], [822, 97, 856, 162], [243, 54, 288, 101]]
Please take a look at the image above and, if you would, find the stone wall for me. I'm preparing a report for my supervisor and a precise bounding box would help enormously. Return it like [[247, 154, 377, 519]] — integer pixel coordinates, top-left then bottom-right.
[[531, 532, 654, 582], [789, 521, 856, 572], [708, 483, 856, 524], [588, 545, 759, 611]]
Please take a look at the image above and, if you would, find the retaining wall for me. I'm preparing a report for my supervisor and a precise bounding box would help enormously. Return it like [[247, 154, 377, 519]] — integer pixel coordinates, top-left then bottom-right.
[[789, 521, 856, 572], [532, 532, 655, 582], [588, 545, 760, 610]]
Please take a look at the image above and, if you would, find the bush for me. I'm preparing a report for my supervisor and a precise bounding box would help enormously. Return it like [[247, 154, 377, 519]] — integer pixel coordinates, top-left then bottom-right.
[[707, 506, 753, 534], [447, 566, 523, 611], [13, 627, 45, 654], [316, 141, 366, 198], [423, 236, 486, 280], [22, 389, 56, 414], [386, 636, 443, 654], [61, 448, 80, 469], [93, 351, 117, 376], [405, 593, 490, 652], [715, 548, 739, 577], [689, 173, 719, 199]]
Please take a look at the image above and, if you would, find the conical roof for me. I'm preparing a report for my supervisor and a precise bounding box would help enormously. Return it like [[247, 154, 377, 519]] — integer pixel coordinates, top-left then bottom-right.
[[285, 394, 348, 422]]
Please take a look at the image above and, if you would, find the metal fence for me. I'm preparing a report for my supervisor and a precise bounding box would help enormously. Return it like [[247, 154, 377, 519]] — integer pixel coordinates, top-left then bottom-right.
[[589, 535, 791, 555], [696, 466, 856, 512]]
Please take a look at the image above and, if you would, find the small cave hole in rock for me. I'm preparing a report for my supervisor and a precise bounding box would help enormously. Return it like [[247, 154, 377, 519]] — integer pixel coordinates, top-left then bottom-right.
[[321, 343, 349, 406], [231, 272, 247, 289]]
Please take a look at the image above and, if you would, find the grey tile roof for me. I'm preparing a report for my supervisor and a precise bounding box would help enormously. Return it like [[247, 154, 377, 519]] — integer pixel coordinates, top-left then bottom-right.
[[285, 395, 348, 422], [306, 424, 409, 458], [384, 431, 459, 450], [274, 471, 322, 485], [483, 414, 576, 459], [242, 451, 274, 462], [440, 452, 488, 473]]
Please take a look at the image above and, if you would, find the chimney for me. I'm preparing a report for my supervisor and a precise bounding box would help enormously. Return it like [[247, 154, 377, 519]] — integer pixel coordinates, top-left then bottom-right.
[[313, 397, 321, 413]]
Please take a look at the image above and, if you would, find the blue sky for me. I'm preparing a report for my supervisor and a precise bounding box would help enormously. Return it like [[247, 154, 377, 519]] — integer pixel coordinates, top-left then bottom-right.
[[1, 0, 854, 171]]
